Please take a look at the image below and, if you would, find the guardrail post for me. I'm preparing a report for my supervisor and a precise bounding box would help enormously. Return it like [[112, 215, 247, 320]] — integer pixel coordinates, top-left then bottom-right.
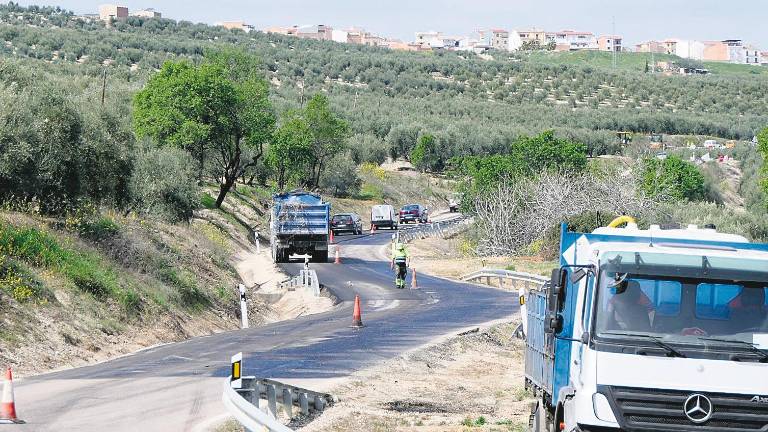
[[282, 387, 293, 418], [498, 276, 504, 289], [255, 380, 266, 412], [238, 284, 249, 329], [267, 384, 278, 418], [313, 395, 326, 412], [299, 392, 309, 415]]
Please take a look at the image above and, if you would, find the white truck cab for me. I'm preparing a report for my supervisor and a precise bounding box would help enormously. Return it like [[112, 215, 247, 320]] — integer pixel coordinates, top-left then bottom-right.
[[526, 218, 768, 432]]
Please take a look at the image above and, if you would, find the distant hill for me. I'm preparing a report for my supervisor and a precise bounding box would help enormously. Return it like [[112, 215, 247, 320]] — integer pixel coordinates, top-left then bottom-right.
[[1, 3, 767, 162]]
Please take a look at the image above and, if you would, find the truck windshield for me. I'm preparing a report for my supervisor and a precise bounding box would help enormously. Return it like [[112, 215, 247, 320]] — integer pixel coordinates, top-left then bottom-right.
[[594, 251, 768, 349]]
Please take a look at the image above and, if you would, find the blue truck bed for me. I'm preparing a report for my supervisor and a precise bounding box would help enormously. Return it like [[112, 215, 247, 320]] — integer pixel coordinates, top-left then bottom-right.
[[270, 191, 330, 263], [525, 284, 555, 400]]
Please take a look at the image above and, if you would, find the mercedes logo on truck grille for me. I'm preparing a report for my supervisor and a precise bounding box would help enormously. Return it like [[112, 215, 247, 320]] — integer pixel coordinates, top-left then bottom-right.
[[684, 394, 713, 423]]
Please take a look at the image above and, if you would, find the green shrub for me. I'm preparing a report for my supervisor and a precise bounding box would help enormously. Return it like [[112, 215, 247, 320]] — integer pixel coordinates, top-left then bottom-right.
[[119, 289, 141, 314], [640, 155, 706, 202], [75, 216, 120, 241], [129, 146, 200, 222], [320, 151, 362, 197]]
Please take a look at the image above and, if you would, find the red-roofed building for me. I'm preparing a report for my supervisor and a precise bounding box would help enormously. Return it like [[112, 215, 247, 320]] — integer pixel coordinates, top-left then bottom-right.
[[598, 35, 622, 52]]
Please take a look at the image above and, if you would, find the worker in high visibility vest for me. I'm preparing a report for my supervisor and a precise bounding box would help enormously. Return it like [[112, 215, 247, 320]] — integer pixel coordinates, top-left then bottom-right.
[[392, 242, 409, 289]]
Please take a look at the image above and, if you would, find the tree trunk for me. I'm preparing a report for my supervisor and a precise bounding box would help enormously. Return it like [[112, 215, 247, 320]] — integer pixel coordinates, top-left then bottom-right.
[[215, 177, 235, 208], [197, 141, 205, 184]]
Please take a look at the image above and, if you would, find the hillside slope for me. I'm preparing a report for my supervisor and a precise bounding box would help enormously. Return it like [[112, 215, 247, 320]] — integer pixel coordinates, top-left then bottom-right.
[[0, 190, 315, 376]]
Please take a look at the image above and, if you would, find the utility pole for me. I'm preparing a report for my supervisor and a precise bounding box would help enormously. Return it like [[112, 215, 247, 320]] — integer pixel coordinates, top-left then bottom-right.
[[101, 68, 107, 107]]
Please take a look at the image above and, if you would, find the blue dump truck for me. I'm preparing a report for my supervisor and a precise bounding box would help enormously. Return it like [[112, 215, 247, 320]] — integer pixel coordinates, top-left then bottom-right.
[[269, 191, 330, 263], [526, 217, 768, 432]]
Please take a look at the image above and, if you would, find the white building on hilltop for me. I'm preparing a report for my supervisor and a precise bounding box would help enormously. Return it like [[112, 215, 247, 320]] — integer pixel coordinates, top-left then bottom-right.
[[132, 8, 161, 19]]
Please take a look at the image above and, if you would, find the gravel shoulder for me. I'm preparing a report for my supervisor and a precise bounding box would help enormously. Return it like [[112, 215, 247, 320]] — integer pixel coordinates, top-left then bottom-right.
[[297, 321, 532, 432]]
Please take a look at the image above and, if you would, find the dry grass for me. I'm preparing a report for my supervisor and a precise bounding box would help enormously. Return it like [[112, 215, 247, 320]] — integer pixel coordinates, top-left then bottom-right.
[[299, 322, 531, 432]]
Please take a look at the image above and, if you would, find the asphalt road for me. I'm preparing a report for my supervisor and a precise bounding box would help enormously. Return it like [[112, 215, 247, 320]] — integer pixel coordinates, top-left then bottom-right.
[[11, 224, 518, 432]]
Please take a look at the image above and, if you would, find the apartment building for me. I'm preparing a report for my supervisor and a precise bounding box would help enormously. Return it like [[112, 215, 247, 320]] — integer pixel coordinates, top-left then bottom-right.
[[264, 26, 293, 35], [598, 35, 622, 52], [477, 29, 509, 51], [295, 25, 333, 41], [217, 21, 255, 33], [550, 30, 598, 51], [635, 40, 667, 54], [414, 31, 444, 49], [385, 40, 420, 51], [745, 45, 761, 65], [131, 8, 161, 19], [761, 52, 768, 66], [509, 29, 547, 50], [98, 4, 128, 21]]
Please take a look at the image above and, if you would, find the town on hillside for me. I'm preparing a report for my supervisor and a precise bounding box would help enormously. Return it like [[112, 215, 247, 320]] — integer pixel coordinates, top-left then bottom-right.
[[91, 3, 767, 69]]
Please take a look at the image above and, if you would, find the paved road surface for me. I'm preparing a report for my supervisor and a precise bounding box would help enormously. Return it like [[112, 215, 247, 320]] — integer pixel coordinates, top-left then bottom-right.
[[12, 227, 517, 432]]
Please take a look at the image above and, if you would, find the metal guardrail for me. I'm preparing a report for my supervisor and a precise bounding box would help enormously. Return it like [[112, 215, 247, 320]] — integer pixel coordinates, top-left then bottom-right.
[[462, 268, 548, 288], [278, 269, 321, 296], [461, 268, 548, 338], [398, 216, 472, 243], [223, 376, 333, 432]]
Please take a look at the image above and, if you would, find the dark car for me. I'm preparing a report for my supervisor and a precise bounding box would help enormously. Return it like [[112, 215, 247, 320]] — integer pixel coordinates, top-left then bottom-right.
[[399, 204, 428, 224], [331, 213, 363, 235]]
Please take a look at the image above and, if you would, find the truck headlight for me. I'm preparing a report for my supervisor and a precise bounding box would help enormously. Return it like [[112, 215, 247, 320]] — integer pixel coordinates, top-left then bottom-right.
[[592, 393, 617, 423]]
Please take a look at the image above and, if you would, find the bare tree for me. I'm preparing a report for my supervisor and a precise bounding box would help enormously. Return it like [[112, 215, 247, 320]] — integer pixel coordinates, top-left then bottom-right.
[[473, 171, 666, 256]]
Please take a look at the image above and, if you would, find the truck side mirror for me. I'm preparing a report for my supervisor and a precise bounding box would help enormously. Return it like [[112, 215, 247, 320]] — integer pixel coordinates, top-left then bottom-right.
[[549, 268, 568, 313]]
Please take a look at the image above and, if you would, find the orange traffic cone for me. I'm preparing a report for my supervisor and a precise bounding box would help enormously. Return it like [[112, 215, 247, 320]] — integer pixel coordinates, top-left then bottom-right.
[[334, 247, 341, 264], [352, 295, 363, 327], [370, 224, 376, 234], [329, 230, 335, 244], [411, 268, 418, 289], [0, 368, 23, 424]]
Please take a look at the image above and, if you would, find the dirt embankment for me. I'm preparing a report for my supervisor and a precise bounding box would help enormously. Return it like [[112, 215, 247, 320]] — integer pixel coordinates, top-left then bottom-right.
[[0, 189, 334, 377], [297, 322, 532, 432]]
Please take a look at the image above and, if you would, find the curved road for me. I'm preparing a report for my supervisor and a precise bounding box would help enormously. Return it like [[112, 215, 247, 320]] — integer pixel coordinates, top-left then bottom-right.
[[13, 227, 518, 431]]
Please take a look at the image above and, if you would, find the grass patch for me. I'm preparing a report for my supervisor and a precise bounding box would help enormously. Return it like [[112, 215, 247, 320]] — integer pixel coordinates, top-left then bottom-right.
[[355, 183, 384, 201], [0, 221, 131, 307], [160, 267, 209, 310], [199, 222, 230, 250], [461, 416, 487, 427], [73, 216, 120, 242], [201, 192, 217, 209]]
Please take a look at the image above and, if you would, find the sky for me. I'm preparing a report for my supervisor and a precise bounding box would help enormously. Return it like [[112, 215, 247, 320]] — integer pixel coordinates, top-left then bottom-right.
[[16, 0, 768, 47]]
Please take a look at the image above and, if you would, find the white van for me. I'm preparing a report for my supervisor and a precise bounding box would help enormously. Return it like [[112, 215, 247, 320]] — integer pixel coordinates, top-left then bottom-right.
[[371, 205, 398, 230]]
